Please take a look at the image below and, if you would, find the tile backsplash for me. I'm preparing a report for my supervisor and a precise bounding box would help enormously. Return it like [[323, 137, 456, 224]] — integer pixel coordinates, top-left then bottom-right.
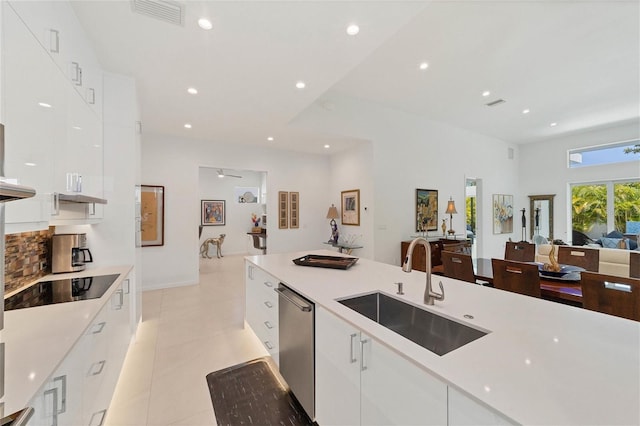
[[5, 228, 52, 294]]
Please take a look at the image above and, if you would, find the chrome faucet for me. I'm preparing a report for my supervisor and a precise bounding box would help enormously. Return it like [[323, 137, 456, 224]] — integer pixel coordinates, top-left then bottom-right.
[[402, 237, 445, 305]]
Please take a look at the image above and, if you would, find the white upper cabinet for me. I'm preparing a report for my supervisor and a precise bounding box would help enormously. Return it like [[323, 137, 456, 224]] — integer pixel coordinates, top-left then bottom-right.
[[3, 4, 59, 231], [3, 1, 105, 229], [8, 1, 103, 116]]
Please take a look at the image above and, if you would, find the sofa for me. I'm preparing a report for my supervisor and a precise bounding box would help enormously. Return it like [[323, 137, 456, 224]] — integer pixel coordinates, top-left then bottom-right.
[[536, 244, 633, 278]]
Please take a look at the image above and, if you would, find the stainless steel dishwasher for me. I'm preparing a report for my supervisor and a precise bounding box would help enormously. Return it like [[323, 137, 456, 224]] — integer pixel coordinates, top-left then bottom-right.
[[275, 283, 315, 420]]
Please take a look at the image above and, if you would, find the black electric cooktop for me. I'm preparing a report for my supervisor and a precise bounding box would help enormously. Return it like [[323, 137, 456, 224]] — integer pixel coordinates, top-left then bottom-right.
[[4, 274, 120, 311]]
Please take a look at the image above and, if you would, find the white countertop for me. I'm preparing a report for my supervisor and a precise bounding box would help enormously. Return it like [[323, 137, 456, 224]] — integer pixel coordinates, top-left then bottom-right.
[[1, 265, 133, 415], [247, 250, 640, 425]]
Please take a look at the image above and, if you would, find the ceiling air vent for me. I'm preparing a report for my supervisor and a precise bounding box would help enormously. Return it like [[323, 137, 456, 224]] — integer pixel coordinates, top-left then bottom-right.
[[131, 0, 185, 26], [485, 99, 506, 107]]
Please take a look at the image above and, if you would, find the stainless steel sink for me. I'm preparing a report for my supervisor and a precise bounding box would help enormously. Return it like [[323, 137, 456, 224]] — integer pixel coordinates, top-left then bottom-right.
[[338, 292, 488, 356]]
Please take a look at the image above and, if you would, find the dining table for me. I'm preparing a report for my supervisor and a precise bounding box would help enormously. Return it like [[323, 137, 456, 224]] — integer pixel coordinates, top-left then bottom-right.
[[472, 258, 583, 305]]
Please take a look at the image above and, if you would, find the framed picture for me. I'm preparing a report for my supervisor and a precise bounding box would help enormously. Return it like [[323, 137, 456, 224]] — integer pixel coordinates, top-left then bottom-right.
[[289, 192, 299, 229], [493, 194, 514, 234], [278, 191, 288, 229], [141, 185, 165, 246], [416, 188, 438, 232], [202, 200, 226, 226], [341, 189, 360, 226]]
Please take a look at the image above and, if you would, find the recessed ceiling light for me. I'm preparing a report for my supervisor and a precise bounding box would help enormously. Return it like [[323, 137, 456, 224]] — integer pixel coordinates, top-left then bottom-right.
[[187, 87, 198, 95], [550, 122, 558, 127], [346, 24, 359, 36], [296, 81, 306, 89], [198, 18, 212, 30], [522, 109, 530, 114], [38, 102, 52, 108], [324, 144, 330, 149], [71, 126, 82, 130], [482, 91, 491, 97], [184, 123, 192, 129], [93, 144, 101, 148], [24, 162, 36, 167], [419, 62, 429, 70], [267, 136, 274, 141]]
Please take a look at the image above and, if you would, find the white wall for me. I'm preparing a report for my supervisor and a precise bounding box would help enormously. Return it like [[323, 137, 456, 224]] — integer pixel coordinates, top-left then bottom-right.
[[198, 167, 265, 256], [329, 142, 374, 259], [141, 134, 331, 290], [519, 121, 640, 243], [292, 92, 521, 264]]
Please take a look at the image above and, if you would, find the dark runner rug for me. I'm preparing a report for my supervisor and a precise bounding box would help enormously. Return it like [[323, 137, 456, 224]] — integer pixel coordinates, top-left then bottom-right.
[[206, 357, 314, 426]]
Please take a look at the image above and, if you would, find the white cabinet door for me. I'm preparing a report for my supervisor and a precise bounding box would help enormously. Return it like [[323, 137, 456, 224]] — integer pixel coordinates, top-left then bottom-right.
[[448, 387, 515, 426], [82, 304, 111, 426], [360, 336, 447, 425], [245, 263, 279, 364], [315, 306, 361, 426], [3, 4, 58, 231]]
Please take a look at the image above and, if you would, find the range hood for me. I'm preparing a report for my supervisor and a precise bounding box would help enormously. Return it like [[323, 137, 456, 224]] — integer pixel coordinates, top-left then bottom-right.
[[0, 124, 36, 203], [57, 193, 107, 204]]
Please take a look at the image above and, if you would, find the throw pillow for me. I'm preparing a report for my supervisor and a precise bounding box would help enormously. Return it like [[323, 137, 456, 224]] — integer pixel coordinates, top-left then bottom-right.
[[600, 237, 629, 250], [606, 230, 624, 239]]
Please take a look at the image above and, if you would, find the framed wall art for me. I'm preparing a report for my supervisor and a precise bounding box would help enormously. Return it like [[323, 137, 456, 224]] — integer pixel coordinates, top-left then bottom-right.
[[141, 185, 165, 246], [493, 194, 514, 234], [416, 188, 438, 232], [201, 200, 226, 226], [289, 192, 299, 229], [278, 191, 288, 229], [341, 189, 360, 226]]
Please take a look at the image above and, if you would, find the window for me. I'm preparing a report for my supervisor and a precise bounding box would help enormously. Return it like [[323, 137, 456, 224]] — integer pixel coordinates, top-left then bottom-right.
[[571, 180, 640, 241], [568, 140, 640, 168]]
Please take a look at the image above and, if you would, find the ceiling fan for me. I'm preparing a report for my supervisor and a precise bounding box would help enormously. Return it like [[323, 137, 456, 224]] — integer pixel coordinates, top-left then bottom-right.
[[217, 169, 242, 179]]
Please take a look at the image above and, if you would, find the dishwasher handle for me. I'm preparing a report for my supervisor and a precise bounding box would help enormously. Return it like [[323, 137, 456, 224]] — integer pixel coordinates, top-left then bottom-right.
[[274, 287, 312, 312]]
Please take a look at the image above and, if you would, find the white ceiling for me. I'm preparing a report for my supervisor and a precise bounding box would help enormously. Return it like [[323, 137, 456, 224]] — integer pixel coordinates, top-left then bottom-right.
[[71, 1, 640, 155]]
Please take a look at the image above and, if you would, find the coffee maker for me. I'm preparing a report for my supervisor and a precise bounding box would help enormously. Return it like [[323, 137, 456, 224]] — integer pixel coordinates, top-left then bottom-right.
[[51, 233, 93, 274]]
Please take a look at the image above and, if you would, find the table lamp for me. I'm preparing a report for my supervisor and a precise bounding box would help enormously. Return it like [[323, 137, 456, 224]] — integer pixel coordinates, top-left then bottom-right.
[[326, 204, 340, 243], [445, 197, 457, 235]]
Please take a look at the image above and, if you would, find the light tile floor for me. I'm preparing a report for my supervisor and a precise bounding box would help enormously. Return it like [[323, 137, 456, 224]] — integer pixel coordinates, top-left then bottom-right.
[[105, 255, 268, 426]]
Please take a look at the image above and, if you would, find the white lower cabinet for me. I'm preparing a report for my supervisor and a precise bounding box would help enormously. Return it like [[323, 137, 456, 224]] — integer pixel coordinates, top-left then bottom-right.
[[448, 387, 515, 426], [27, 277, 132, 425], [245, 263, 279, 365], [315, 306, 448, 425]]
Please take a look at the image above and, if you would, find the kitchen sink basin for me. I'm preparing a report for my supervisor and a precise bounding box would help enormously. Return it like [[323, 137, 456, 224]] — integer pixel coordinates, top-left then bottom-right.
[[338, 292, 488, 356]]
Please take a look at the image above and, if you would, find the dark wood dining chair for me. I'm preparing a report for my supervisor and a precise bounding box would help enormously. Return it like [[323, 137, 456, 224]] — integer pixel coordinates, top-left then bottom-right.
[[630, 251, 640, 279], [581, 272, 640, 321], [504, 241, 535, 262], [251, 235, 267, 254], [491, 259, 541, 298], [441, 251, 476, 284], [558, 246, 599, 272]]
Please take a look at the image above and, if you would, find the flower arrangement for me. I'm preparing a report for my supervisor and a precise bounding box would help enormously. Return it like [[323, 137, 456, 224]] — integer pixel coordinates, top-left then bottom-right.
[[251, 213, 261, 227]]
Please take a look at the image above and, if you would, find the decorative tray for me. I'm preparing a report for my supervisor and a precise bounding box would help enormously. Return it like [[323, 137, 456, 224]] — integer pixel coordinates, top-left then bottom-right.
[[536, 263, 584, 281], [292, 254, 359, 270]]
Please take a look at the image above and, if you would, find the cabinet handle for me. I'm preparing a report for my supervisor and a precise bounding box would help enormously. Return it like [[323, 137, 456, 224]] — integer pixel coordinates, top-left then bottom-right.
[[52, 375, 66, 414], [264, 341, 274, 350], [264, 321, 273, 329], [71, 62, 80, 83], [123, 278, 131, 294], [51, 193, 60, 216], [360, 339, 369, 371], [43, 387, 58, 426], [113, 289, 124, 310], [49, 29, 59, 53], [92, 321, 106, 334], [90, 360, 106, 376], [263, 301, 273, 308], [263, 281, 273, 288], [89, 202, 96, 216], [248, 266, 254, 280], [87, 88, 96, 104], [350, 333, 358, 364], [88, 409, 107, 426]]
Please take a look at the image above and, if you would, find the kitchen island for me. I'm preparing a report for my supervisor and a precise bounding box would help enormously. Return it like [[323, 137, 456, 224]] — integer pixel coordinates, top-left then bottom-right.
[[2, 265, 134, 419], [246, 250, 640, 425]]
